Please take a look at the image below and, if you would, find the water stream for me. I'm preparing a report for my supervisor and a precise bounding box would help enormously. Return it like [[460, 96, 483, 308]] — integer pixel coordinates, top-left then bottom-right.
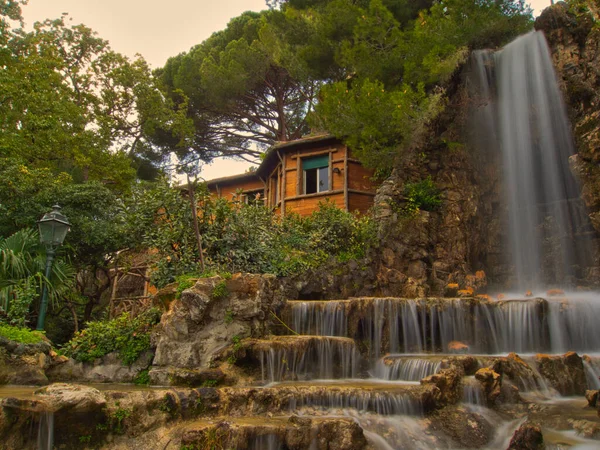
[[267, 31, 600, 449], [3, 30, 598, 450]]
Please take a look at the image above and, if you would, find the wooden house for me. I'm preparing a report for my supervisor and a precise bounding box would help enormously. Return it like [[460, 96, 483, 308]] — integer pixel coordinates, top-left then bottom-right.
[[206, 135, 378, 216]]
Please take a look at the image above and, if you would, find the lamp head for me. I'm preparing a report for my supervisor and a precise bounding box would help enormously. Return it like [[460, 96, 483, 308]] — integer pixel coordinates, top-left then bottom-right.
[[37, 205, 70, 247]]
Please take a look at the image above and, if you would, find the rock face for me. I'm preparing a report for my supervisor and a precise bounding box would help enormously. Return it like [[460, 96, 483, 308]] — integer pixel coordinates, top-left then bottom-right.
[[180, 416, 369, 450], [0, 336, 52, 385], [421, 365, 464, 405], [1, 383, 108, 449], [474, 368, 502, 404], [150, 274, 286, 385], [428, 406, 494, 448], [46, 350, 154, 384], [507, 421, 544, 450], [535, 3, 600, 284], [535, 352, 587, 396]]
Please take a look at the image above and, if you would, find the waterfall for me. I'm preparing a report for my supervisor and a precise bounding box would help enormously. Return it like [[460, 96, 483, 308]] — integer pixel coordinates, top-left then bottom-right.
[[462, 377, 486, 406], [373, 356, 442, 382], [37, 412, 54, 450], [285, 297, 600, 356], [258, 336, 360, 383], [473, 31, 595, 289], [249, 434, 283, 450], [290, 390, 423, 416], [290, 300, 348, 336]]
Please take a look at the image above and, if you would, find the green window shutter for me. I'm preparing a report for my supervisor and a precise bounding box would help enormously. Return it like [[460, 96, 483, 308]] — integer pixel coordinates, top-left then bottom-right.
[[302, 154, 329, 170]]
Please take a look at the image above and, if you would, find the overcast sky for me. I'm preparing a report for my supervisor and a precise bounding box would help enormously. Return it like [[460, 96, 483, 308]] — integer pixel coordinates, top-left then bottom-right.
[[22, 0, 553, 180]]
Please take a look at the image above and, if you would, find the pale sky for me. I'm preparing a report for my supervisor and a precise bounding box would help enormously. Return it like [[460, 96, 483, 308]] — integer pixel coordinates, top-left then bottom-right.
[[22, 0, 552, 181]]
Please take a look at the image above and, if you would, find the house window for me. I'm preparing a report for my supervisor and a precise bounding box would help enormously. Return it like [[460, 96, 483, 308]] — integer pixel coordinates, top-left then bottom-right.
[[302, 155, 329, 194], [242, 189, 264, 205]]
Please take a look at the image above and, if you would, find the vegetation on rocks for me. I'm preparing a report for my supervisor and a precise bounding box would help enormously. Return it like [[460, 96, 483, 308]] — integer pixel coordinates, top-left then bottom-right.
[[138, 182, 378, 288], [0, 323, 45, 344], [61, 308, 161, 364]]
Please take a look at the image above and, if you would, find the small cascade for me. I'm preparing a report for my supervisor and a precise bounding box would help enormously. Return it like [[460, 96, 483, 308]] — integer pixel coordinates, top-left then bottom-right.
[[290, 390, 423, 416], [286, 296, 600, 356], [290, 300, 348, 336], [249, 434, 283, 450], [508, 357, 557, 395], [462, 377, 486, 406], [37, 412, 54, 450], [257, 336, 360, 383], [583, 356, 600, 389], [372, 355, 442, 382]]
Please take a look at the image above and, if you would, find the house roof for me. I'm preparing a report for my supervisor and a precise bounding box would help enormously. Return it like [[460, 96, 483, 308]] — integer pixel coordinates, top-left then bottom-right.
[[204, 134, 339, 186], [204, 171, 258, 187]]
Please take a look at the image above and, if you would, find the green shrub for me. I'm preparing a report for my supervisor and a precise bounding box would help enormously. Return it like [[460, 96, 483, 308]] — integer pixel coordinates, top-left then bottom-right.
[[175, 274, 197, 299], [62, 308, 161, 365], [404, 177, 442, 213], [0, 324, 45, 344], [138, 183, 378, 281], [211, 281, 229, 300], [134, 369, 151, 385]]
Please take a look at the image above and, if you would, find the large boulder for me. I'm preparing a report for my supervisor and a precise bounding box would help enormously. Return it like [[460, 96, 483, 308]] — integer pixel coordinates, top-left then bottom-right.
[[0, 337, 52, 385], [507, 421, 544, 450], [535, 352, 587, 396], [150, 274, 285, 383], [421, 365, 464, 405], [428, 406, 494, 448], [475, 368, 502, 404]]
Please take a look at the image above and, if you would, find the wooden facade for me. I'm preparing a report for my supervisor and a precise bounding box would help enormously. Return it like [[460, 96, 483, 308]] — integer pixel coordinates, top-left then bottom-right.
[[206, 135, 378, 216]]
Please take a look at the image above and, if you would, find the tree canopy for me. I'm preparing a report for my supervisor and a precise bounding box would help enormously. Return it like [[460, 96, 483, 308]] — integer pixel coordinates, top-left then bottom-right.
[[158, 10, 319, 164], [156, 0, 532, 172]]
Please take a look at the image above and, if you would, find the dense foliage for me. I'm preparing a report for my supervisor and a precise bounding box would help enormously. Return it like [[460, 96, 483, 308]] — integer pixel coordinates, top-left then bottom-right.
[[127, 179, 377, 287], [0, 323, 45, 344], [0, 229, 75, 327], [61, 308, 161, 364], [0, 0, 540, 343], [307, 0, 533, 174]]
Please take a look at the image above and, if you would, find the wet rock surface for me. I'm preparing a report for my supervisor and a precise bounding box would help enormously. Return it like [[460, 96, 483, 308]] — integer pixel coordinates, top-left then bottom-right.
[[507, 421, 544, 450], [535, 352, 587, 396], [180, 416, 370, 450], [474, 368, 502, 404], [421, 365, 464, 406], [428, 406, 494, 448]]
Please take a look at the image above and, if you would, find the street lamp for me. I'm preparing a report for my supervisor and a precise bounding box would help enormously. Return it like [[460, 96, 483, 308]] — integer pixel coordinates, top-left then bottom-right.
[[36, 205, 70, 331]]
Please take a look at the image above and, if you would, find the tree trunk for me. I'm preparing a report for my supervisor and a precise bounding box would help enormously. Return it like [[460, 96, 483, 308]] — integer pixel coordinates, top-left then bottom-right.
[[187, 174, 206, 272]]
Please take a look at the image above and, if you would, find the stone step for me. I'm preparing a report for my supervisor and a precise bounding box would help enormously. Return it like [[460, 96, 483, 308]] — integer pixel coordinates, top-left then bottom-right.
[[217, 382, 438, 416], [181, 415, 369, 450], [225, 335, 362, 383]]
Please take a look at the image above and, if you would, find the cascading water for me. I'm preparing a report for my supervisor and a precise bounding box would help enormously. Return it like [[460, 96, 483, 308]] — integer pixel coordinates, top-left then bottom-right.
[[286, 297, 600, 355], [239, 31, 600, 450], [258, 336, 360, 383], [373, 355, 442, 382], [473, 31, 595, 289], [37, 412, 54, 450]]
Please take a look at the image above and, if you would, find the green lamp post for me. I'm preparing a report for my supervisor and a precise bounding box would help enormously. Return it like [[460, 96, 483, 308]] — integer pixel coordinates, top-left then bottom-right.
[[36, 205, 70, 331]]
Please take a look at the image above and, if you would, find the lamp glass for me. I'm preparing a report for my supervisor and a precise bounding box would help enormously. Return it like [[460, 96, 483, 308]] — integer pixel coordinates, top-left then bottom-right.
[[38, 206, 70, 247]]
